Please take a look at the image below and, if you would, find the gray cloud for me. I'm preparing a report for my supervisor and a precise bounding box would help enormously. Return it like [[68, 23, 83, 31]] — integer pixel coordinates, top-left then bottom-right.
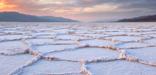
[[2, 0, 156, 21], [75, 0, 156, 21]]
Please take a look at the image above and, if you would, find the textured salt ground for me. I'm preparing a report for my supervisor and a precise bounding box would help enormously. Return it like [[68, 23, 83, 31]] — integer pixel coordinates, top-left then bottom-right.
[[0, 35, 23, 41], [0, 35, 32, 42], [53, 40, 77, 44], [32, 32, 57, 39], [26, 39, 55, 45], [87, 60, 156, 75], [21, 60, 81, 75], [149, 34, 156, 38], [74, 30, 94, 34], [116, 42, 150, 49], [56, 34, 88, 40], [126, 47, 156, 63], [79, 39, 116, 47], [105, 36, 143, 42], [0, 23, 156, 75], [0, 41, 28, 54], [26, 38, 76, 46], [0, 54, 33, 75], [76, 34, 110, 39], [46, 48, 119, 61], [35, 44, 78, 53], [104, 32, 127, 36], [144, 38, 156, 45]]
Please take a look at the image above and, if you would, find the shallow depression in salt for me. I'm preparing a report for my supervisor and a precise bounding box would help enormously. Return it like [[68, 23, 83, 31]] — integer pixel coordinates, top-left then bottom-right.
[[0, 22, 156, 75], [126, 47, 156, 63], [0, 35, 24, 41], [35, 44, 78, 53], [46, 47, 119, 61], [0, 54, 33, 75], [87, 60, 156, 75], [79, 39, 116, 47], [21, 60, 81, 75], [105, 36, 143, 42], [0, 41, 28, 55], [116, 42, 150, 49], [26, 39, 55, 45]]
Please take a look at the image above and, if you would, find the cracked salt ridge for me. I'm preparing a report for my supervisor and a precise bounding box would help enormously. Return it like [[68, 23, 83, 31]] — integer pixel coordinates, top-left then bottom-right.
[[46, 47, 119, 61], [148, 34, 156, 38], [104, 31, 128, 36], [104, 36, 143, 42], [26, 39, 55, 46], [32, 32, 57, 39], [26, 39, 76, 46], [126, 47, 156, 63], [74, 30, 95, 34], [144, 38, 156, 46], [34, 44, 78, 54], [78, 39, 117, 47], [20, 60, 81, 75], [0, 54, 33, 75], [52, 29, 76, 34], [87, 60, 156, 75], [0, 35, 31, 42], [75, 34, 111, 39], [56, 34, 89, 41], [116, 42, 151, 49], [10, 55, 44, 75]]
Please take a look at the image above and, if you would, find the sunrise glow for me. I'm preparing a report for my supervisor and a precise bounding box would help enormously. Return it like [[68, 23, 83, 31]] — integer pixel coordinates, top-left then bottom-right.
[[0, 0, 16, 10], [0, 0, 155, 21]]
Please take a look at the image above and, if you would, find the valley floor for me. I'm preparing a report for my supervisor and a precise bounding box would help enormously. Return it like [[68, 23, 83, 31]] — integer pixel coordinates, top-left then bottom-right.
[[0, 22, 156, 75]]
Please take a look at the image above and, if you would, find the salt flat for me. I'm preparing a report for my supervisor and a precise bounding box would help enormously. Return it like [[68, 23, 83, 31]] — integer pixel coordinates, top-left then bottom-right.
[[0, 22, 156, 75]]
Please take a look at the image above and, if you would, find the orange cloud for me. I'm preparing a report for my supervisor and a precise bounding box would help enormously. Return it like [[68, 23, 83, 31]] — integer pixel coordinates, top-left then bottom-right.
[[0, 0, 17, 11]]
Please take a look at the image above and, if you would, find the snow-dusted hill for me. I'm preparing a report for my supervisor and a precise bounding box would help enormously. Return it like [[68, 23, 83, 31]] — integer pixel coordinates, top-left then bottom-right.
[[0, 22, 156, 75]]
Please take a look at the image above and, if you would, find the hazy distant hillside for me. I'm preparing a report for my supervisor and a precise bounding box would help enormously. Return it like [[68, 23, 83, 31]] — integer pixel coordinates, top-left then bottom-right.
[[118, 15, 156, 22], [0, 12, 78, 22]]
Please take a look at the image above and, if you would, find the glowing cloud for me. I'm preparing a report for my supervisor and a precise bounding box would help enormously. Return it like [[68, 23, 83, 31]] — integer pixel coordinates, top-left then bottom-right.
[[0, 0, 156, 21], [0, 0, 17, 10], [83, 4, 119, 13]]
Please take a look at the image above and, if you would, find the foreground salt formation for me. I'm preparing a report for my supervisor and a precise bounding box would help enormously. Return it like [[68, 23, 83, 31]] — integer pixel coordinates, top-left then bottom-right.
[[0, 22, 156, 75]]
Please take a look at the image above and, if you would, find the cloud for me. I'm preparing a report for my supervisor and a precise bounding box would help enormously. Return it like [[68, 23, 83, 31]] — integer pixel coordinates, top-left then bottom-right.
[[0, 0, 156, 21]]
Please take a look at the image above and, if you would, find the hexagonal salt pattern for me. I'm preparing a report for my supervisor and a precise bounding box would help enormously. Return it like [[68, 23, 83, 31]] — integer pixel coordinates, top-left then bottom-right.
[[0, 22, 156, 75]]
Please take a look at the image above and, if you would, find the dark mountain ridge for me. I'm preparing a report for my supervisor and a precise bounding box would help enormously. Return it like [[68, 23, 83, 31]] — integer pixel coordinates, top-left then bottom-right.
[[0, 12, 78, 22], [118, 14, 156, 22]]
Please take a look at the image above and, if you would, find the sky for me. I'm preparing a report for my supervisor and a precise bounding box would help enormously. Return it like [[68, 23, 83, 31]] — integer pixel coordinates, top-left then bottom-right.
[[0, 0, 156, 22]]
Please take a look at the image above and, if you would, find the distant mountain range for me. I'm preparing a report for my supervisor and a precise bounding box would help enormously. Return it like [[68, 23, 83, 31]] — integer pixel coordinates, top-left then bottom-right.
[[118, 14, 156, 22], [0, 12, 78, 22]]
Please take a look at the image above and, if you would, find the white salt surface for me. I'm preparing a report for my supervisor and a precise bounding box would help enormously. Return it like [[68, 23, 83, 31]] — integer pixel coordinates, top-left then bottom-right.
[[79, 39, 116, 47], [116, 42, 150, 49], [0, 41, 28, 55], [0, 22, 156, 75], [127, 47, 156, 63], [35, 44, 78, 53], [46, 48, 119, 61], [21, 60, 81, 75], [88, 60, 156, 75], [0, 54, 32, 75]]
